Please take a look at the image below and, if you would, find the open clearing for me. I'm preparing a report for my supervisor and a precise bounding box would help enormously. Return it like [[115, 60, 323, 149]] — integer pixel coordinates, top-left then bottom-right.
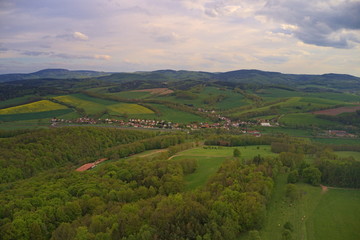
[[171, 145, 277, 190]]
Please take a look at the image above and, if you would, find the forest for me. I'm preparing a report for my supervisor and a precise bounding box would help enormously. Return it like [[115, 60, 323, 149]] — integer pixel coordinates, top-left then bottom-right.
[[0, 127, 359, 240]]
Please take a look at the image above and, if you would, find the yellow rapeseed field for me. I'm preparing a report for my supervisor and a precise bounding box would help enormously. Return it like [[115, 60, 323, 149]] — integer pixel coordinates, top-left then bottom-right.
[[0, 100, 68, 115], [107, 103, 154, 114]]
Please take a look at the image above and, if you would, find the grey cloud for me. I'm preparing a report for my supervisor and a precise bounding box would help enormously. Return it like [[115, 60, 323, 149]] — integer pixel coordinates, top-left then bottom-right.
[[258, 55, 289, 64], [21, 51, 50, 56], [52, 53, 92, 59], [16, 49, 96, 60], [55, 32, 88, 41], [261, 0, 360, 48], [155, 32, 182, 43]]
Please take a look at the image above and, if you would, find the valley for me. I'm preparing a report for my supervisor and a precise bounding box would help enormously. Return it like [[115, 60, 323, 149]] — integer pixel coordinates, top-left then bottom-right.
[[0, 69, 359, 240]]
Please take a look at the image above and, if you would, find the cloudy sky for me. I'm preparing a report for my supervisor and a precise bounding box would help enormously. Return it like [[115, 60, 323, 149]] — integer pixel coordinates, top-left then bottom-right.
[[0, 0, 359, 75]]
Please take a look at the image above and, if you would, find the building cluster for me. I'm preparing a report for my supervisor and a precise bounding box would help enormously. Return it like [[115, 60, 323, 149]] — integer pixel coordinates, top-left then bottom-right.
[[119, 119, 181, 129], [325, 130, 357, 138], [50, 111, 277, 132]]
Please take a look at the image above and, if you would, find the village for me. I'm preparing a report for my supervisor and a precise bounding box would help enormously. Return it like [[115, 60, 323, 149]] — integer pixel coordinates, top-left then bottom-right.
[[50, 114, 273, 136]]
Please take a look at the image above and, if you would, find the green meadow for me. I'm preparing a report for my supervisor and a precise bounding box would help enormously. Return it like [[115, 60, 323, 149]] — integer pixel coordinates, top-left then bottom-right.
[[0, 109, 73, 122], [243, 174, 360, 240], [147, 103, 207, 123], [108, 90, 154, 99], [255, 88, 302, 100], [54, 93, 155, 116], [280, 113, 339, 128], [0, 95, 33, 109], [155, 86, 248, 110], [312, 138, 360, 145], [335, 151, 360, 160]]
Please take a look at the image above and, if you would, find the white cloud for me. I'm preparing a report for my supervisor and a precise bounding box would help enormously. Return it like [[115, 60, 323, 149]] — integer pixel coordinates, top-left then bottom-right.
[[73, 31, 89, 41], [0, 0, 359, 76], [94, 54, 111, 60]]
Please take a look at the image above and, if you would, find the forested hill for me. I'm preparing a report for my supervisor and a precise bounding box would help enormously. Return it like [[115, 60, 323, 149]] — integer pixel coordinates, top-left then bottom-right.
[[1, 69, 359, 92]]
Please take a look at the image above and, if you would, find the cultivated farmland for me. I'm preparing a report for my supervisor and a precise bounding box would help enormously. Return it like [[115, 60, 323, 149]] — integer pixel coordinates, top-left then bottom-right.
[[53, 93, 155, 116], [313, 105, 360, 116], [0, 100, 67, 114]]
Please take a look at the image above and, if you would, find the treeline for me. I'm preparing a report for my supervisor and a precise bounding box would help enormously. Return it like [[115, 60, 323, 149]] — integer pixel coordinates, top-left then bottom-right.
[[314, 150, 360, 188], [204, 135, 274, 146], [204, 134, 314, 152], [0, 127, 161, 183], [48, 98, 86, 117], [0, 146, 281, 240], [105, 134, 186, 159]]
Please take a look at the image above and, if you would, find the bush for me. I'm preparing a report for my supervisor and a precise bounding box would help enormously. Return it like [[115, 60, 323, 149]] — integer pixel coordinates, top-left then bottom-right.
[[283, 221, 294, 232], [233, 148, 241, 158], [302, 167, 321, 185], [287, 170, 299, 184]]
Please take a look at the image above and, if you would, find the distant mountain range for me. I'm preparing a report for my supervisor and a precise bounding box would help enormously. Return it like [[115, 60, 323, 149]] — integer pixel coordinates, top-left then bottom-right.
[[0, 69, 110, 82], [1, 68, 360, 92]]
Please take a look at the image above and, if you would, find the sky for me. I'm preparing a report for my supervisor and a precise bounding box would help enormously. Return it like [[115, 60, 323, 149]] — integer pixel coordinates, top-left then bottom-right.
[[0, 0, 359, 76]]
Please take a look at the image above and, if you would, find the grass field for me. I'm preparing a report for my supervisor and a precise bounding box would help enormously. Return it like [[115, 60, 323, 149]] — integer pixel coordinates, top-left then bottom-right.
[[256, 87, 360, 103], [255, 88, 302, 100], [231, 96, 348, 119], [53, 94, 108, 114], [311, 138, 360, 145], [308, 92, 360, 102], [147, 103, 207, 123], [107, 103, 154, 114], [171, 145, 277, 190], [54, 93, 155, 116], [155, 87, 248, 110], [0, 120, 51, 130], [108, 91, 153, 99], [0, 100, 68, 114], [249, 174, 360, 240], [280, 113, 339, 128], [0, 96, 33, 109], [259, 126, 314, 137], [306, 188, 360, 240], [335, 151, 360, 160]]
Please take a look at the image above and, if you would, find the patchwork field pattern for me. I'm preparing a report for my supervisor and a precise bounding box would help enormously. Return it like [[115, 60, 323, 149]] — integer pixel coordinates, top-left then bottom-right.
[[54, 94, 154, 116]]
